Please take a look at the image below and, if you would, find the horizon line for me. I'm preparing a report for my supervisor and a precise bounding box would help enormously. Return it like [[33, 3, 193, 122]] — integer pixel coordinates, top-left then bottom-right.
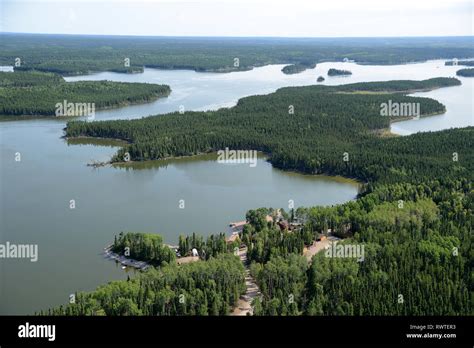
[[2, 31, 474, 40]]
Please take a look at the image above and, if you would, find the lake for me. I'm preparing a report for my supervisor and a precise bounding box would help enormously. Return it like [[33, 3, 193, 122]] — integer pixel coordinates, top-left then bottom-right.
[[63, 59, 473, 134], [0, 59, 472, 314]]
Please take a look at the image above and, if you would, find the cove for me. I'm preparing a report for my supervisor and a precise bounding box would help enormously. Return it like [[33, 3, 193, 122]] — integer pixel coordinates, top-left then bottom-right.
[[0, 59, 472, 315]]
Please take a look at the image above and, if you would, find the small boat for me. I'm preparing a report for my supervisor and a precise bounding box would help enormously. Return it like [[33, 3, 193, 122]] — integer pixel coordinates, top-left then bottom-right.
[[121, 265, 126, 269]]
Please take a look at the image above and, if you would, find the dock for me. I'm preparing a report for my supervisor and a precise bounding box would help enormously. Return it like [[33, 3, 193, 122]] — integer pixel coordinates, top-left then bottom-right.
[[87, 160, 110, 168], [103, 245, 150, 271]]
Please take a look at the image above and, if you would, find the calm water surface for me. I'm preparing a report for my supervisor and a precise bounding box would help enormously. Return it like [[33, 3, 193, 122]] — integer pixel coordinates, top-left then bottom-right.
[[0, 59, 472, 314]]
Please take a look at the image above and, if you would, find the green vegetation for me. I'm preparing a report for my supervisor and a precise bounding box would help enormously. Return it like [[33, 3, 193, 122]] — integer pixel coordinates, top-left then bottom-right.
[[65, 78, 465, 185], [46, 174, 473, 316], [249, 178, 472, 315], [240, 208, 310, 264], [178, 232, 240, 260], [329, 77, 460, 92], [281, 63, 316, 75], [0, 70, 63, 87], [445, 60, 474, 66], [112, 232, 175, 266], [251, 254, 308, 315], [50, 76, 474, 316], [328, 68, 352, 76], [0, 71, 170, 117], [112, 231, 241, 261], [2, 34, 473, 75], [456, 68, 474, 77], [43, 254, 245, 315]]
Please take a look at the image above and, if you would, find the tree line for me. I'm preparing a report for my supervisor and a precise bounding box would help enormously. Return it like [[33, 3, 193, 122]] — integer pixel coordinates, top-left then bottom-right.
[[112, 232, 176, 266], [178, 232, 240, 260], [0, 71, 170, 117], [281, 63, 316, 75], [445, 60, 474, 66], [249, 178, 472, 315], [456, 68, 474, 77], [327, 68, 352, 76], [2, 34, 474, 75], [65, 78, 469, 186], [44, 77, 473, 316], [43, 254, 245, 315]]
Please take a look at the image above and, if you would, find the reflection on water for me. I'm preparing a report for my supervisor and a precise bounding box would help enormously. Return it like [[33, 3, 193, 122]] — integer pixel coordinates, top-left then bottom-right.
[[0, 115, 359, 316], [66, 137, 130, 148]]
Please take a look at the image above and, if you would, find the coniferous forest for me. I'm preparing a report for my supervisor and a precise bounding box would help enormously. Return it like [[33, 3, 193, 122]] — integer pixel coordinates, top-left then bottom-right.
[[456, 68, 474, 77], [50, 77, 474, 316], [0, 71, 170, 116], [112, 232, 176, 265], [327, 68, 352, 76], [2, 2, 474, 346], [46, 176, 473, 316], [281, 63, 316, 74], [1, 34, 473, 75], [247, 179, 472, 315], [43, 254, 245, 316], [66, 78, 465, 185]]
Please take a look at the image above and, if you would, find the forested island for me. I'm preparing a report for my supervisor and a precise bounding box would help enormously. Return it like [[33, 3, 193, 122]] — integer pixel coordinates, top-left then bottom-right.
[[281, 63, 316, 75], [66, 78, 461, 184], [456, 68, 474, 77], [0, 71, 170, 117], [317, 76, 325, 82], [46, 76, 473, 316], [328, 68, 352, 76], [1, 34, 474, 75]]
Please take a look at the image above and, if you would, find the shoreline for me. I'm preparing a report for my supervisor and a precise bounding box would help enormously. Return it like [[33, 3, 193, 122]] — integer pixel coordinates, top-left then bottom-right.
[[64, 135, 132, 145], [71, 147, 364, 187], [389, 109, 447, 124], [103, 245, 150, 271], [12, 57, 474, 77], [66, 103, 449, 185], [336, 83, 461, 96], [0, 91, 171, 121]]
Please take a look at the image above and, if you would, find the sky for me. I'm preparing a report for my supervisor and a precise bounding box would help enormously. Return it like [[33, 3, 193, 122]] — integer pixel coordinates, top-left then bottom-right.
[[1, 0, 473, 37]]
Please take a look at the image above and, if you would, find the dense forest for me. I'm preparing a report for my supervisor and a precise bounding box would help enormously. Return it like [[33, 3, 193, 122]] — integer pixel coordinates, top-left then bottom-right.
[[112, 232, 176, 266], [47, 174, 473, 316], [328, 68, 352, 76], [1, 34, 473, 75], [0, 71, 170, 116], [177, 232, 240, 260], [66, 78, 467, 186], [0, 70, 63, 87], [43, 254, 245, 315], [281, 63, 316, 74], [456, 68, 474, 77], [248, 178, 473, 315], [53, 76, 473, 316]]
